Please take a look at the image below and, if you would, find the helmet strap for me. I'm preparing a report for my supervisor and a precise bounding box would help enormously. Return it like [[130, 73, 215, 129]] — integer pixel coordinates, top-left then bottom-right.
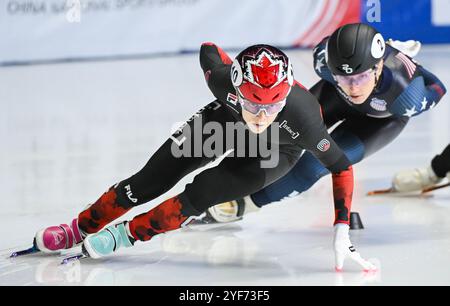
[[374, 70, 379, 87], [373, 60, 384, 88], [373, 64, 381, 90]]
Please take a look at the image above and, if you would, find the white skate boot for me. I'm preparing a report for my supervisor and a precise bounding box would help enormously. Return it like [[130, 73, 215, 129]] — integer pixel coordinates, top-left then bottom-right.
[[195, 196, 260, 224], [392, 166, 443, 192]]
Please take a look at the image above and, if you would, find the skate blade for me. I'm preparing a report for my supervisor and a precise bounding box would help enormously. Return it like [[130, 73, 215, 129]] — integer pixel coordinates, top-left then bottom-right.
[[9, 244, 40, 258], [61, 253, 89, 265], [422, 182, 450, 194], [367, 188, 395, 196]]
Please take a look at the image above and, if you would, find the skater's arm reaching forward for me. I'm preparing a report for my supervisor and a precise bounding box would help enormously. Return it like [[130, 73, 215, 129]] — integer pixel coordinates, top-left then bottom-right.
[[299, 108, 375, 271], [287, 86, 375, 271], [287, 86, 354, 225]]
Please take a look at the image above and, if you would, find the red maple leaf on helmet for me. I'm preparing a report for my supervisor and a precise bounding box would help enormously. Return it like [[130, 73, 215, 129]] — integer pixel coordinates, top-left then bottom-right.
[[250, 54, 280, 88]]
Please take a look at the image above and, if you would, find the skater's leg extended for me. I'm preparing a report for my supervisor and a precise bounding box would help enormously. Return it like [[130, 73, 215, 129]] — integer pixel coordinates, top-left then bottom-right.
[[80, 194, 201, 258], [82, 152, 300, 257], [78, 150, 215, 258], [78, 102, 231, 234], [130, 153, 297, 241], [77, 146, 211, 235], [36, 149, 208, 253], [35, 103, 224, 253]]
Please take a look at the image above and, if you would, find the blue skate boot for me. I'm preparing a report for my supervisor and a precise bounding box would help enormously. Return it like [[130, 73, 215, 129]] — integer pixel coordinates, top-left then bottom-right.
[[83, 222, 135, 259]]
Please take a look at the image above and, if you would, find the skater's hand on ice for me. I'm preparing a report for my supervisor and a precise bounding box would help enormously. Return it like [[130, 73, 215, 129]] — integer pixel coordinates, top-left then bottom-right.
[[333, 224, 376, 272]]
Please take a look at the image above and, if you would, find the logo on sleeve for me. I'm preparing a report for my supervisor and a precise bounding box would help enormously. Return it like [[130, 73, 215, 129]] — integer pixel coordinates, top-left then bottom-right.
[[227, 93, 238, 105], [317, 139, 331, 152], [280, 120, 300, 140]]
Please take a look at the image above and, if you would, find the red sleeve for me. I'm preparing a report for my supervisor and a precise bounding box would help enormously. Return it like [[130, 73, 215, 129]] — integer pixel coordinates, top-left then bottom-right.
[[332, 165, 354, 225]]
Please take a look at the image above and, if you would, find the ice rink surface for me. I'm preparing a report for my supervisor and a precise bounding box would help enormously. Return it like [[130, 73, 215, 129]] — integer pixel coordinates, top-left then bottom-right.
[[0, 46, 449, 286]]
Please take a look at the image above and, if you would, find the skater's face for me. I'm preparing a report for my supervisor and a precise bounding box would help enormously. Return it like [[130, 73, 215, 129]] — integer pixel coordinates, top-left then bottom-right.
[[242, 108, 279, 134], [335, 60, 384, 104]]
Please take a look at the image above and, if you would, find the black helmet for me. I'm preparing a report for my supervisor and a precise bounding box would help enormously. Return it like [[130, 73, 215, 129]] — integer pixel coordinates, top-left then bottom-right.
[[326, 23, 385, 76]]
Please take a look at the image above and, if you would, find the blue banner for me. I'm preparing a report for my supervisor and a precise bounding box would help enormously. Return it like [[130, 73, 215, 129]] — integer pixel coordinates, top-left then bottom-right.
[[361, 0, 450, 44]]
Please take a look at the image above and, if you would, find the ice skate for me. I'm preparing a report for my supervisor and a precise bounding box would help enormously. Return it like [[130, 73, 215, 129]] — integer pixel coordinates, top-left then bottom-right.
[[422, 172, 450, 194], [368, 166, 448, 196], [11, 219, 83, 258], [79, 222, 134, 259], [393, 165, 442, 192], [192, 196, 260, 225]]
